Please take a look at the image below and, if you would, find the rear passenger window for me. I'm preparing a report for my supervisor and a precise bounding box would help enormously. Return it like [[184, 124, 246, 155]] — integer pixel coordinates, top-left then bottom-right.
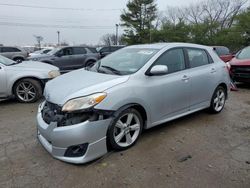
[[154, 48, 186, 74], [73, 47, 86, 55], [186, 48, 209, 68]]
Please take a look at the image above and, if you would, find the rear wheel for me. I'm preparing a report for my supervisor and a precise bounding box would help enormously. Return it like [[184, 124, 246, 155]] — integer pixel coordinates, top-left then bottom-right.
[[107, 108, 143, 150], [13, 57, 24, 63], [13, 78, 42, 103], [209, 86, 226, 113]]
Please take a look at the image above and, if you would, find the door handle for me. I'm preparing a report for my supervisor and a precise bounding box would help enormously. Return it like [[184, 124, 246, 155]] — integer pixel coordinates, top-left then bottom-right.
[[210, 68, 216, 73], [182, 75, 190, 81]]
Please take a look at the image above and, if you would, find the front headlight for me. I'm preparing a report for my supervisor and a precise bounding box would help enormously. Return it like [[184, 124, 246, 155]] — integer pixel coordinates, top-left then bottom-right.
[[62, 93, 107, 112], [48, 70, 61, 78]]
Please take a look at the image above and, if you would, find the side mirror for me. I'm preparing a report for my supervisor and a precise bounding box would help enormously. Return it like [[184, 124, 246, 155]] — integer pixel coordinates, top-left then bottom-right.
[[148, 65, 168, 76]]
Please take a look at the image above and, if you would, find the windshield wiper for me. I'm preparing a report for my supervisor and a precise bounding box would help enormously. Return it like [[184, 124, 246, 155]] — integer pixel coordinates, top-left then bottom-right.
[[99, 65, 121, 75]]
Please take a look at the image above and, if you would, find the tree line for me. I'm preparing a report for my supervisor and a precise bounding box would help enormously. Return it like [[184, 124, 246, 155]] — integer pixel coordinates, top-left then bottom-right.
[[101, 0, 250, 52]]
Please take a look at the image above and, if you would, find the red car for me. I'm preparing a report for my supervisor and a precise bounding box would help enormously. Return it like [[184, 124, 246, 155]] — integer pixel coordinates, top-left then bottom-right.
[[212, 46, 234, 62], [230, 46, 250, 83]]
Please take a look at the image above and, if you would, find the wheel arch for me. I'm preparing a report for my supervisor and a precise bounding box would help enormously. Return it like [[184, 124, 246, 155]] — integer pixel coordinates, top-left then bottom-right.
[[217, 82, 228, 99], [12, 76, 44, 95], [112, 103, 148, 129]]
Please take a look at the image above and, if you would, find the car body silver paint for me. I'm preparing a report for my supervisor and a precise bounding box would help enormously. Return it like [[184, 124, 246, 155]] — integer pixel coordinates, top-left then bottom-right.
[[44, 69, 130, 105], [37, 43, 231, 164], [0, 60, 59, 98]]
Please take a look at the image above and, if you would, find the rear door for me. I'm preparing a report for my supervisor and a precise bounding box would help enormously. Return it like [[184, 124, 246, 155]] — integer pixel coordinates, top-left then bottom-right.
[[72, 47, 87, 68], [185, 47, 217, 110]]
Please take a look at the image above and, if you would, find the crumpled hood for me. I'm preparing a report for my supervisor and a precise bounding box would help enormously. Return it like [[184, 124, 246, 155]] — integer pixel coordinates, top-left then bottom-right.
[[11, 61, 58, 71], [44, 69, 130, 105], [230, 58, 250, 66]]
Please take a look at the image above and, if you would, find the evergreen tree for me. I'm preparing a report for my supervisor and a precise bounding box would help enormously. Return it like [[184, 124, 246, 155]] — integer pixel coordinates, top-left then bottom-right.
[[121, 0, 157, 44]]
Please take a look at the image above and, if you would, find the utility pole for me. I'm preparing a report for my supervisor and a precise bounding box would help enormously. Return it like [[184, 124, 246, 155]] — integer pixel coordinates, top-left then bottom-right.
[[33, 35, 43, 50], [57, 31, 60, 47], [115, 24, 119, 45]]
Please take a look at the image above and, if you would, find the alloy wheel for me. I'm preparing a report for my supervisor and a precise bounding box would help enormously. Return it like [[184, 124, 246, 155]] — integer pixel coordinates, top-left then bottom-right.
[[113, 113, 141, 148], [16, 81, 37, 102], [213, 88, 225, 112]]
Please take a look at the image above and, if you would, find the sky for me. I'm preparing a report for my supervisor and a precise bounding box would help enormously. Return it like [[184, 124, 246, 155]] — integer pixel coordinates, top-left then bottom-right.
[[0, 0, 203, 46]]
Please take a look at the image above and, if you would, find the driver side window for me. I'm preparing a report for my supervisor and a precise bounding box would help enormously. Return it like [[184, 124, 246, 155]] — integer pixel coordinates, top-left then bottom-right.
[[154, 48, 186, 74]]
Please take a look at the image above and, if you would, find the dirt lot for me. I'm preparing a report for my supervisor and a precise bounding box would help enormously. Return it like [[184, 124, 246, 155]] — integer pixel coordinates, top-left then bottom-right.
[[0, 85, 250, 188]]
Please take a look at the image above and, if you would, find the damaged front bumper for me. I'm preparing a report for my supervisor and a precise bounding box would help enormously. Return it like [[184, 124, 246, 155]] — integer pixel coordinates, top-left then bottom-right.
[[36, 101, 113, 164]]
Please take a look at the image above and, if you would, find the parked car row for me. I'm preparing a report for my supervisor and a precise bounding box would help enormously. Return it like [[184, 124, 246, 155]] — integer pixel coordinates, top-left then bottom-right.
[[27, 46, 100, 73]]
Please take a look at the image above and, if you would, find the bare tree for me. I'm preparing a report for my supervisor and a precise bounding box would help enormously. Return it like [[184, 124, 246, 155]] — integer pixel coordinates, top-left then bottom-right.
[[182, 0, 247, 29], [100, 33, 123, 46]]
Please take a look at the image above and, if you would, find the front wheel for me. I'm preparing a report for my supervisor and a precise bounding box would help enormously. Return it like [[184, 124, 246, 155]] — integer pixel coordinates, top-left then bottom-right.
[[209, 86, 226, 113], [13, 78, 42, 103], [107, 108, 143, 150], [85, 60, 96, 68]]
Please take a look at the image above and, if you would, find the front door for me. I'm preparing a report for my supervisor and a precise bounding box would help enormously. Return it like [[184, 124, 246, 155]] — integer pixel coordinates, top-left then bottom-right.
[[144, 48, 191, 125]]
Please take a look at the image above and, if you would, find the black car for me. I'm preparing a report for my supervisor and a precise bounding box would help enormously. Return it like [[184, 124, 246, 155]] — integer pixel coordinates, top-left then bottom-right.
[[97, 45, 125, 58], [27, 46, 100, 73]]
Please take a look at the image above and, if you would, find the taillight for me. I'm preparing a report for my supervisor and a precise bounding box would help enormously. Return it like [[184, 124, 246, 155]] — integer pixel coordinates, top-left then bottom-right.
[[226, 62, 231, 72]]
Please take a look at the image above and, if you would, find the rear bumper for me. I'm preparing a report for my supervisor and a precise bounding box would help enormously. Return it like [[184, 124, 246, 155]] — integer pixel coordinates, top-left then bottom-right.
[[36, 103, 112, 164]]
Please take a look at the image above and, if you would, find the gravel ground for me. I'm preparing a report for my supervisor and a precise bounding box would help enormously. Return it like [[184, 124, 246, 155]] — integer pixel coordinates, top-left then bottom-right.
[[0, 85, 250, 188]]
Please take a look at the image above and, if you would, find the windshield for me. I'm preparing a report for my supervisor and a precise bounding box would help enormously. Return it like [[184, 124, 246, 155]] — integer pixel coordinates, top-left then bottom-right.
[[47, 48, 61, 55], [0, 55, 16, 66], [91, 47, 159, 75], [237, 46, 250, 60]]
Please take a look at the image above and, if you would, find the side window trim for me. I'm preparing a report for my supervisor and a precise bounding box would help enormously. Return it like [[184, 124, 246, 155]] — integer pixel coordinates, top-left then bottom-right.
[[146, 47, 187, 76], [184, 47, 212, 69]]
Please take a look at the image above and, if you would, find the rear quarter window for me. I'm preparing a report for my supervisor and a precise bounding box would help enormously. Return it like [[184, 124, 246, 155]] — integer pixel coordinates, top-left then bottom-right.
[[186, 48, 210, 68]]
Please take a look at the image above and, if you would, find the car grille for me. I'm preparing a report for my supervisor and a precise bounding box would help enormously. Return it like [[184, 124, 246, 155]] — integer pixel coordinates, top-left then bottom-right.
[[231, 65, 250, 79]]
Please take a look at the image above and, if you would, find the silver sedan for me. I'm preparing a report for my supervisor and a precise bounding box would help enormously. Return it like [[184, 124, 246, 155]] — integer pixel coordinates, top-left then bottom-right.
[[0, 55, 60, 103], [37, 43, 230, 164]]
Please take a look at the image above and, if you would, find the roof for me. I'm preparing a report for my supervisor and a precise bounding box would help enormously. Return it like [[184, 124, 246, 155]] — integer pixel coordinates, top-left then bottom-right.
[[127, 42, 212, 50]]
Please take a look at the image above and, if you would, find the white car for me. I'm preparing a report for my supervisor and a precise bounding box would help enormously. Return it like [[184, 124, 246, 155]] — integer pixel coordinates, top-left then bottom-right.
[[29, 48, 53, 58], [0, 55, 60, 103]]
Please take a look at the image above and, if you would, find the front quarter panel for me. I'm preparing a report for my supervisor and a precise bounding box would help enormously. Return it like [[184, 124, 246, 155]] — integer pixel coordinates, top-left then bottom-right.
[[94, 78, 152, 128], [5, 67, 50, 95]]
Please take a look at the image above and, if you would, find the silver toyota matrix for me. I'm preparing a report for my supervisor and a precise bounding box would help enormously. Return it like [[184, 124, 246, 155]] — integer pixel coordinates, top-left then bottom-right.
[[37, 43, 230, 164]]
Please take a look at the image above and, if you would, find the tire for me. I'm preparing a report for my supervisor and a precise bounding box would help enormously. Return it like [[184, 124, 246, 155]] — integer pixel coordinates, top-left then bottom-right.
[[13, 57, 24, 63], [209, 86, 226, 114], [13, 78, 42, 103], [85, 60, 96, 68], [107, 108, 143, 150]]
